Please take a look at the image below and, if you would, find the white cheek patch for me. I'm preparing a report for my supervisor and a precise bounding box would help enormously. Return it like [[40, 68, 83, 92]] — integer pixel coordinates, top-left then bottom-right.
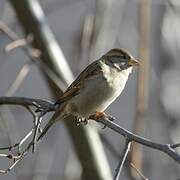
[[114, 63, 121, 70]]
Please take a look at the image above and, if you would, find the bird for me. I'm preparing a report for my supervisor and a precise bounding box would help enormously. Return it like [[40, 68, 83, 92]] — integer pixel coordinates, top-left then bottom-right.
[[38, 48, 139, 140]]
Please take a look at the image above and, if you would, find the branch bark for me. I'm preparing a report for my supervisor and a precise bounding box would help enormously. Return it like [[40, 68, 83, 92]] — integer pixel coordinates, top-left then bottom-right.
[[0, 96, 180, 175], [93, 117, 180, 163], [114, 140, 131, 180]]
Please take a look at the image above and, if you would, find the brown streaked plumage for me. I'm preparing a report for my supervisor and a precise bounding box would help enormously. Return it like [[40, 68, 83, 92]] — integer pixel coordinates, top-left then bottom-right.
[[38, 48, 139, 140]]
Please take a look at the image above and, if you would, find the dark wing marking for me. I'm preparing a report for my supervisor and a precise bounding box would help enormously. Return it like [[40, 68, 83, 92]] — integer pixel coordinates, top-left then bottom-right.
[[56, 60, 102, 104]]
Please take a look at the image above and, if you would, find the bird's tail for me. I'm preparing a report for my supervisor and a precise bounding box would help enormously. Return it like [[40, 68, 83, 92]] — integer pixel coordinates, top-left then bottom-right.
[[38, 103, 67, 141]]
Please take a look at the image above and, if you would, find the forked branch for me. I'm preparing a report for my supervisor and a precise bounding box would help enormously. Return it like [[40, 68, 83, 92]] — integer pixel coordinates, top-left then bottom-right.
[[0, 97, 55, 173], [0, 97, 180, 176]]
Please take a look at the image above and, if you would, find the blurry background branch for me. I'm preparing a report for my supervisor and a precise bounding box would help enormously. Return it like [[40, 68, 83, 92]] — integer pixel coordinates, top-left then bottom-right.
[[0, 21, 67, 93], [0, 20, 69, 91], [8, 0, 113, 179], [130, 0, 150, 178]]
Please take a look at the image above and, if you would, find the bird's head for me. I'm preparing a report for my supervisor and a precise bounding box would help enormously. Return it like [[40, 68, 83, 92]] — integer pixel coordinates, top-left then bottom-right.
[[104, 48, 140, 71]]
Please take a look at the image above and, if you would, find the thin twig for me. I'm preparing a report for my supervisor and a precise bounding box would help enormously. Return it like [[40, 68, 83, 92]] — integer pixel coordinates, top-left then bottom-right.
[[0, 21, 18, 40], [0, 20, 68, 174], [18, 128, 33, 154], [32, 112, 45, 153], [0, 97, 56, 173], [5, 62, 33, 96], [171, 143, 180, 149], [4, 141, 33, 174], [0, 21, 67, 91], [91, 116, 180, 163], [114, 140, 131, 180], [5, 38, 27, 52], [130, 162, 148, 180], [0, 153, 9, 158]]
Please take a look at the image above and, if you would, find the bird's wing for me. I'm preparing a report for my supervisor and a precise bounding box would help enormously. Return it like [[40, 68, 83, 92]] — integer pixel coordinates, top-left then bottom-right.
[[56, 60, 103, 104]]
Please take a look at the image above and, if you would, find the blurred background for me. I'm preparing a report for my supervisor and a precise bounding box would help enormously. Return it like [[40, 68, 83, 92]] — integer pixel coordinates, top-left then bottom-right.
[[0, 0, 180, 179]]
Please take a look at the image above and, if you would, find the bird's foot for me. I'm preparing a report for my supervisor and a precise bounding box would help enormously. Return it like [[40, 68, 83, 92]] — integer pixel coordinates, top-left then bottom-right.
[[76, 117, 88, 126], [106, 115, 116, 122]]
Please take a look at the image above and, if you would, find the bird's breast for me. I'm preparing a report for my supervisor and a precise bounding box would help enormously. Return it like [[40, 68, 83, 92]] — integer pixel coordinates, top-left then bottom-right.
[[70, 65, 132, 117]]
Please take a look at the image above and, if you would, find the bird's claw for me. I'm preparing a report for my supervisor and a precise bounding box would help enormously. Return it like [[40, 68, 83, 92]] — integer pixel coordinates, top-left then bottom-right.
[[106, 115, 116, 121], [76, 117, 88, 126]]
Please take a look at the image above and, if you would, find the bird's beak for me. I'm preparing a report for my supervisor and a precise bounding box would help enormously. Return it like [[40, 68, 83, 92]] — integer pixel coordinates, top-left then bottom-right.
[[128, 58, 140, 66]]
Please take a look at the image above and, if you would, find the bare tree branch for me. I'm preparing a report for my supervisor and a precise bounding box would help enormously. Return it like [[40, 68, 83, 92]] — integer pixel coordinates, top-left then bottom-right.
[[100, 134, 148, 180], [114, 140, 131, 180], [0, 96, 180, 174], [92, 116, 180, 163], [0, 97, 56, 173], [0, 97, 55, 112]]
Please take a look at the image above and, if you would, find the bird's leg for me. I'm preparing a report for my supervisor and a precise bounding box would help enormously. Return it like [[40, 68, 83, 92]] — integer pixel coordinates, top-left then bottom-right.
[[90, 112, 115, 121], [89, 112, 116, 129], [94, 112, 107, 119], [76, 112, 116, 127]]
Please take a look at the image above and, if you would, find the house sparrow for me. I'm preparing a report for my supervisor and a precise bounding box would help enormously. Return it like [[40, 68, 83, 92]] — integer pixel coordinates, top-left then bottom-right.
[[38, 48, 139, 140]]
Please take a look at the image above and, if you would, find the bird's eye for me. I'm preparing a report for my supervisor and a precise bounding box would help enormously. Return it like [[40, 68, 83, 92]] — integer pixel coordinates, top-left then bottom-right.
[[121, 54, 127, 59]]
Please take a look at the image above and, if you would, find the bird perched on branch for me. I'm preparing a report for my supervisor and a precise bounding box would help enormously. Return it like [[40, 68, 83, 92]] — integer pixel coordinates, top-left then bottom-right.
[[38, 48, 139, 140]]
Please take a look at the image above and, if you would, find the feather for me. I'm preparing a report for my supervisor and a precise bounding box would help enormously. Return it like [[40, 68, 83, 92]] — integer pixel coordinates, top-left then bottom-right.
[[56, 60, 102, 104]]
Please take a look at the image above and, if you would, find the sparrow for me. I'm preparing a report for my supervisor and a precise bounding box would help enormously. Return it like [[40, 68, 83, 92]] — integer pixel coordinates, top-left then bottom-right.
[[38, 48, 139, 140]]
